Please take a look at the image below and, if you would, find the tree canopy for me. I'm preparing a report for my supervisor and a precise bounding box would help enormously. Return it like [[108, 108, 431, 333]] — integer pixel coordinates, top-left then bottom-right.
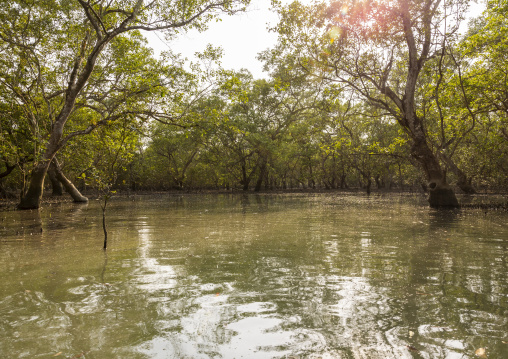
[[1, 0, 506, 208]]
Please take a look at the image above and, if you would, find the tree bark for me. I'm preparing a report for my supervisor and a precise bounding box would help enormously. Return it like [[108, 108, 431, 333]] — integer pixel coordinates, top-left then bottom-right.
[[457, 177, 476, 195], [18, 161, 50, 209], [366, 177, 372, 195], [48, 165, 64, 196], [242, 181, 250, 191], [410, 136, 459, 207], [357, 168, 371, 195], [102, 197, 109, 250], [0, 162, 16, 180], [240, 159, 257, 191], [241, 163, 250, 191], [254, 158, 268, 192], [439, 152, 476, 194], [51, 158, 88, 203], [103, 207, 108, 249], [340, 173, 347, 189]]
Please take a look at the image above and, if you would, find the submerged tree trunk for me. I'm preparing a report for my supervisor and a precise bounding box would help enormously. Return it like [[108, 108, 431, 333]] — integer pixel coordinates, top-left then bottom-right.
[[51, 158, 88, 203]]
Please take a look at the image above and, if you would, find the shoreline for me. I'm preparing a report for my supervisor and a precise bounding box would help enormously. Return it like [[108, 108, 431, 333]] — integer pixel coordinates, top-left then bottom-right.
[[1, 188, 507, 211]]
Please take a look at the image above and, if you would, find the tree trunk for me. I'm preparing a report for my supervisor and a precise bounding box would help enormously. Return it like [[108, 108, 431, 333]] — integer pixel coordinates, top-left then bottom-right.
[[102, 199, 108, 250], [0, 162, 16, 180], [18, 161, 50, 209], [48, 165, 63, 196], [240, 163, 248, 191], [400, 0, 458, 207], [439, 152, 476, 194], [308, 162, 316, 189], [254, 158, 267, 192], [340, 173, 347, 189], [357, 169, 371, 195], [0, 182, 10, 199], [398, 164, 404, 189], [410, 137, 459, 207], [0, 163, 16, 199], [17, 103, 77, 209], [457, 177, 476, 195], [103, 208, 108, 249], [18, 69, 84, 209], [52, 158, 88, 203]]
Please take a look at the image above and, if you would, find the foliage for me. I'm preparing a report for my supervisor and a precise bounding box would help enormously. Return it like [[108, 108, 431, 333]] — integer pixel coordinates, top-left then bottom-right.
[[0, 0, 507, 199]]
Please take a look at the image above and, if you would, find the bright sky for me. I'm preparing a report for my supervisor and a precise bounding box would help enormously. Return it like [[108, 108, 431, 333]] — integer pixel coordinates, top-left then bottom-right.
[[144, 0, 486, 80], [144, 0, 293, 79]]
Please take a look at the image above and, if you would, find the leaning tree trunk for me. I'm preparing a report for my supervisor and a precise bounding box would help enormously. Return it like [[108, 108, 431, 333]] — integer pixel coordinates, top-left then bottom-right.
[[51, 158, 88, 203], [48, 165, 64, 196], [451, 166, 476, 195], [439, 152, 476, 194], [457, 176, 476, 195]]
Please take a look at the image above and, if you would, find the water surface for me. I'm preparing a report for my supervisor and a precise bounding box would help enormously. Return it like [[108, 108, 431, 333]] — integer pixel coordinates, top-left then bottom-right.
[[1, 193, 507, 358]]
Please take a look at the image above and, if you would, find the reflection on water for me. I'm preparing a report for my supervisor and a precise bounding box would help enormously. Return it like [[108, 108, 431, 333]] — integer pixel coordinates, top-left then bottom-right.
[[1, 194, 507, 358]]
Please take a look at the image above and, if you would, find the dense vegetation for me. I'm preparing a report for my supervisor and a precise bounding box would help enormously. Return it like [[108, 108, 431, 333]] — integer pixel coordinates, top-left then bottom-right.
[[1, 0, 507, 208]]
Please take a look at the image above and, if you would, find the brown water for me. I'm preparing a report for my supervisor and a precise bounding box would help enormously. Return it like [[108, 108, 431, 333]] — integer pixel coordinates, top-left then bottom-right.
[[0, 193, 507, 358]]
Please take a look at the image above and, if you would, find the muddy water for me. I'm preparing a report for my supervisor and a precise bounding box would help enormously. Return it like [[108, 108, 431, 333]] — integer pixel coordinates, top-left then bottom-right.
[[0, 193, 507, 358]]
